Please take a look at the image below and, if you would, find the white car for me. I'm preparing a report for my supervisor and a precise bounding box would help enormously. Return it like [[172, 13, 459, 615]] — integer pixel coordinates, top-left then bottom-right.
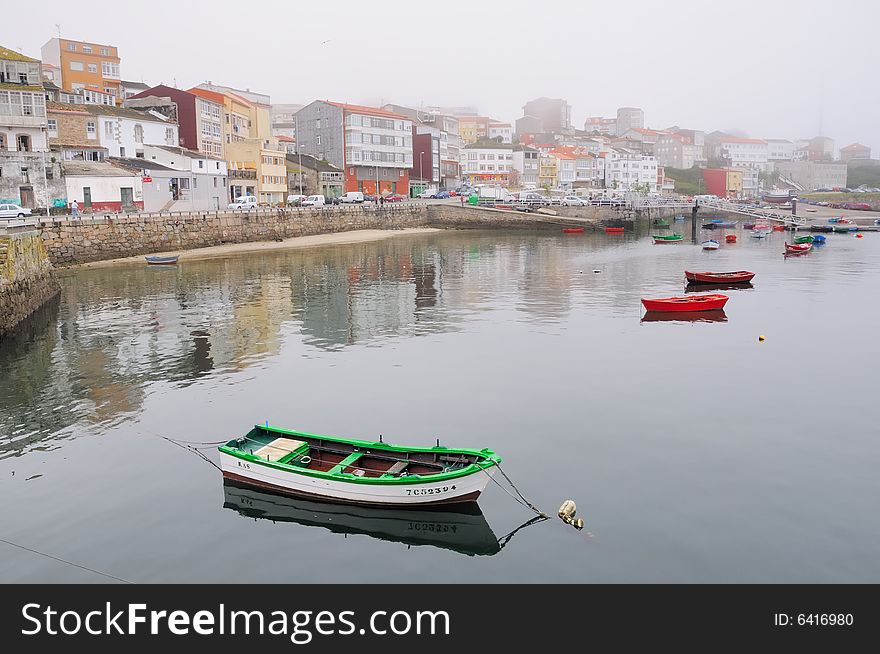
[[0, 203, 32, 219], [228, 196, 259, 210], [302, 195, 326, 207], [561, 196, 587, 206]]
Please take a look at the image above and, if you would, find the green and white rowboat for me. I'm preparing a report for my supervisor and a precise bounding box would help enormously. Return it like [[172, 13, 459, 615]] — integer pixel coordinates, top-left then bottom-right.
[[219, 425, 501, 507]]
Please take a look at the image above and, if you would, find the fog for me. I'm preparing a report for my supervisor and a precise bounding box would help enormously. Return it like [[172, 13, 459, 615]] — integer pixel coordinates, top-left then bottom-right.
[[13, 0, 880, 151]]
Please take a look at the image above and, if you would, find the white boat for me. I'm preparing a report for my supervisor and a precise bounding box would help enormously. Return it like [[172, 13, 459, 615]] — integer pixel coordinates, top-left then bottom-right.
[[751, 230, 768, 238], [702, 240, 720, 250], [219, 425, 500, 507]]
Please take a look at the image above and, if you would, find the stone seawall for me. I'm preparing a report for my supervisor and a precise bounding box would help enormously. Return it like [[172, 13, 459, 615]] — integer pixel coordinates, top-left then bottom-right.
[[0, 229, 61, 341], [37, 204, 684, 266]]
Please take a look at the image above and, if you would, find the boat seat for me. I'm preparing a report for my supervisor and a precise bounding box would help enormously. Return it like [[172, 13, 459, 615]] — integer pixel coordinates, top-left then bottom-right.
[[254, 438, 308, 462], [384, 460, 409, 476], [328, 452, 364, 475]]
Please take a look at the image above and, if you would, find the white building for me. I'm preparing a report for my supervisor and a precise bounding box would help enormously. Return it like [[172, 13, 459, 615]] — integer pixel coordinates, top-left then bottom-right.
[[62, 160, 143, 211], [488, 121, 512, 143], [461, 143, 516, 186], [584, 116, 616, 135], [86, 104, 178, 159], [604, 149, 658, 192], [615, 107, 644, 136], [707, 134, 770, 171], [767, 139, 795, 161]]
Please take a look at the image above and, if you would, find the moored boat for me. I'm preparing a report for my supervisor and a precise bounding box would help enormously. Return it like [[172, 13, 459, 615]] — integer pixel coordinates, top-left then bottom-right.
[[793, 235, 814, 244], [685, 270, 755, 284], [562, 227, 585, 234], [653, 234, 683, 243], [145, 254, 180, 265], [784, 242, 812, 255], [702, 240, 720, 250], [810, 225, 834, 233], [751, 230, 768, 239], [641, 294, 729, 312], [653, 218, 670, 227], [743, 222, 757, 230], [726, 235, 737, 243], [219, 425, 500, 506], [605, 227, 625, 234], [812, 234, 827, 244], [702, 221, 736, 229], [772, 225, 786, 232]]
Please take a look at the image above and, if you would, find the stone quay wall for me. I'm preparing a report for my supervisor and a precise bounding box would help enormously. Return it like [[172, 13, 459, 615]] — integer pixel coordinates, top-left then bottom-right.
[[37, 203, 681, 266], [0, 229, 61, 341]]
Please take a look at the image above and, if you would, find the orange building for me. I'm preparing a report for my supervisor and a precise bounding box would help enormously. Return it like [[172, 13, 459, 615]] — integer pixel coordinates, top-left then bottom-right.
[[41, 38, 121, 103]]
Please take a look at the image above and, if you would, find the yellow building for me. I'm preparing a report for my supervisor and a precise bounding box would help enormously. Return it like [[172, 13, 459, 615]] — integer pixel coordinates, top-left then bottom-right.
[[189, 87, 286, 204], [538, 155, 558, 188], [457, 116, 489, 145]]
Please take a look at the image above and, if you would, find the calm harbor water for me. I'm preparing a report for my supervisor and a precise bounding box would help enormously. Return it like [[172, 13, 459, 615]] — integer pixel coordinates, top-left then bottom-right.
[[2, 223, 879, 583]]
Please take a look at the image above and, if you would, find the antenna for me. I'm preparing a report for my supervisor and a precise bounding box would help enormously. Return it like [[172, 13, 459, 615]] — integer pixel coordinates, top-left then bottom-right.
[[55, 24, 61, 38]]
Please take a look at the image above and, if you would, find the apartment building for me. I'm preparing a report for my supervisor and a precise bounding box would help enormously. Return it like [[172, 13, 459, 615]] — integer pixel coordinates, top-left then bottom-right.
[[615, 107, 644, 135], [706, 133, 770, 171], [511, 145, 539, 187], [381, 105, 460, 189], [47, 101, 108, 162], [767, 139, 795, 161], [85, 104, 178, 159], [655, 133, 702, 169], [584, 116, 617, 135], [457, 116, 490, 145], [294, 101, 413, 195], [522, 98, 571, 134], [840, 143, 871, 162], [460, 142, 516, 186], [604, 149, 658, 192], [488, 121, 512, 143], [41, 38, 121, 103], [126, 85, 224, 158]]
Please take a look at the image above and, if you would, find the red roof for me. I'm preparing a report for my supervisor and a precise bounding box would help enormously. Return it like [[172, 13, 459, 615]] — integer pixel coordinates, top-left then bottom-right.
[[629, 127, 665, 136], [841, 143, 869, 150], [326, 101, 406, 119], [277, 135, 295, 142], [186, 87, 227, 105]]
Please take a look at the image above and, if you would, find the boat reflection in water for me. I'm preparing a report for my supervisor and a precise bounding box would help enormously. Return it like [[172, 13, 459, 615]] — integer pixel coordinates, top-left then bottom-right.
[[641, 310, 728, 324], [222, 481, 534, 557], [684, 282, 753, 293]]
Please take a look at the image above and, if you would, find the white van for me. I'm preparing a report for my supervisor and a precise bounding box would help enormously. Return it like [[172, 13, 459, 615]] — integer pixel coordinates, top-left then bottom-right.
[[228, 195, 258, 210], [302, 195, 326, 207], [339, 191, 364, 204]]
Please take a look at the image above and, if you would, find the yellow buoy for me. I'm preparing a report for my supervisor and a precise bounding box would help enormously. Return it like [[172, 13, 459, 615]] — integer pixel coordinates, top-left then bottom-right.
[[758, 335, 765, 342]]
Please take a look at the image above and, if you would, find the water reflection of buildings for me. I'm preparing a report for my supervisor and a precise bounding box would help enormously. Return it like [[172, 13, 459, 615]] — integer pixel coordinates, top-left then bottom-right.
[[0, 232, 587, 456]]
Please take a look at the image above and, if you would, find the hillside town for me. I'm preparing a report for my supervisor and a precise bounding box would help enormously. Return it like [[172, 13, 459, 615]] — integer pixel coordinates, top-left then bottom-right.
[[1, 37, 876, 215]]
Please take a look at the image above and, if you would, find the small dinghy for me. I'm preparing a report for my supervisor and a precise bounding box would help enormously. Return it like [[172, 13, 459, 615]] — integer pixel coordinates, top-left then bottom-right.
[[219, 425, 501, 506], [653, 234, 683, 243], [726, 234, 737, 243], [605, 227, 625, 234], [641, 294, 729, 312], [562, 227, 585, 234], [812, 234, 827, 244], [793, 235, 814, 244], [702, 239, 720, 250], [784, 242, 812, 255], [145, 254, 179, 265], [685, 270, 755, 284], [751, 230, 768, 239]]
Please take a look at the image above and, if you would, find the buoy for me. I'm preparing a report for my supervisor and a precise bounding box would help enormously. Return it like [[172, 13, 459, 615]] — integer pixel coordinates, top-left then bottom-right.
[[758, 335, 765, 342], [856, 233, 864, 239], [572, 518, 585, 531], [558, 500, 577, 520], [593, 269, 601, 274]]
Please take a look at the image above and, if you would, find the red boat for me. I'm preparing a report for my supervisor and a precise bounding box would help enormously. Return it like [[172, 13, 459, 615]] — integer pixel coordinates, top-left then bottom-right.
[[725, 235, 737, 243], [685, 270, 755, 284], [605, 227, 625, 234], [562, 227, 585, 234], [641, 294, 729, 312], [772, 225, 786, 232], [784, 242, 812, 255]]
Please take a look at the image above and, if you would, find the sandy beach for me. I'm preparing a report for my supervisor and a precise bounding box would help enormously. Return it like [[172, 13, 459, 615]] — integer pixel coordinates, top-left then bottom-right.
[[74, 227, 441, 268]]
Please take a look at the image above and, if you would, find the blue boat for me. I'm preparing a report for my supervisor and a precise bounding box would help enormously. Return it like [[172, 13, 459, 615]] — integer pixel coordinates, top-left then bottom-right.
[[812, 235, 827, 244], [828, 217, 840, 224], [145, 255, 180, 265]]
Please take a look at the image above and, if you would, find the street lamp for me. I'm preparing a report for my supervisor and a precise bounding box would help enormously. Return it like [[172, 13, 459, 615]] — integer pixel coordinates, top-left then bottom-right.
[[419, 151, 425, 195], [295, 114, 303, 196]]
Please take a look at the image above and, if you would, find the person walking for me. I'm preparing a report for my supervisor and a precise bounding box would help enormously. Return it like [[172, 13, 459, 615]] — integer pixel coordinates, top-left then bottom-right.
[[460, 193, 465, 207], [70, 199, 79, 219], [379, 194, 384, 207]]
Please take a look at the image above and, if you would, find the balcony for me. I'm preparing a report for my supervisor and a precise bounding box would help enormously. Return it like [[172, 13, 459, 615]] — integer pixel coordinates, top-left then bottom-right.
[[0, 113, 46, 127], [230, 169, 257, 180]]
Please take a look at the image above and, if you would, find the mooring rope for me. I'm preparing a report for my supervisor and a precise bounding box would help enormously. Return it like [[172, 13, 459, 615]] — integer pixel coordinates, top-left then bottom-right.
[[0, 537, 134, 584], [480, 462, 548, 518], [160, 436, 222, 471]]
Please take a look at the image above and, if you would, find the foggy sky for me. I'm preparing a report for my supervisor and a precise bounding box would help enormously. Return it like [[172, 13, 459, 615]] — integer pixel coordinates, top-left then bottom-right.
[[14, 0, 880, 154]]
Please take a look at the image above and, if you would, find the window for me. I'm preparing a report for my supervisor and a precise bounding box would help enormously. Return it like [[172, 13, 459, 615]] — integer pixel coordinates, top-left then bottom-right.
[[134, 124, 144, 143], [193, 177, 198, 188], [120, 147, 125, 157], [213, 177, 218, 188], [198, 160, 203, 169], [101, 48, 110, 56], [83, 45, 92, 54], [70, 61, 84, 71], [101, 62, 119, 78], [67, 42, 77, 51], [165, 128, 175, 145], [87, 121, 96, 138], [21, 167, 29, 183], [88, 63, 97, 73], [179, 177, 189, 190], [315, 119, 321, 129], [316, 135, 321, 145], [104, 121, 114, 138]]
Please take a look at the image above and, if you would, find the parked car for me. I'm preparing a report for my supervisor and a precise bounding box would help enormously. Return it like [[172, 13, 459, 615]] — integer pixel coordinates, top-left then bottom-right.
[[0, 203, 32, 219], [514, 204, 535, 213], [844, 202, 872, 211], [383, 194, 404, 203], [561, 196, 587, 206], [435, 191, 451, 199], [228, 195, 259, 210], [416, 189, 438, 199], [362, 193, 377, 202], [286, 194, 307, 206], [302, 195, 326, 207], [339, 191, 365, 204]]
